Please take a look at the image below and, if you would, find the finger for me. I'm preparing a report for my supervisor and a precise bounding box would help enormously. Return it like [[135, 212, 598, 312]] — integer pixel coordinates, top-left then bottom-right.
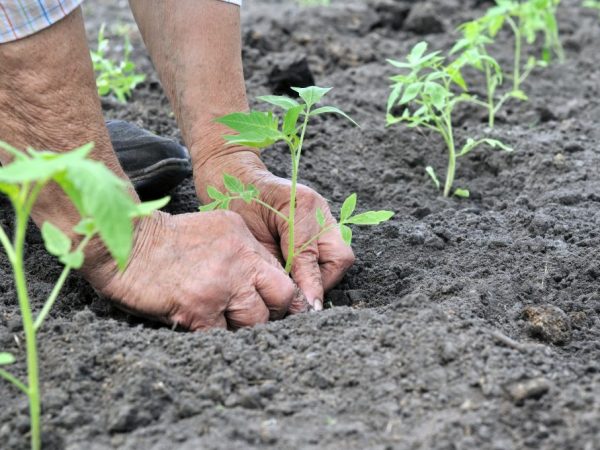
[[170, 303, 228, 332], [226, 289, 270, 330], [317, 229, 356, 292], [288, 286, 313, 315], [291, 250, 325, 311], [254, 259, 295, 320]]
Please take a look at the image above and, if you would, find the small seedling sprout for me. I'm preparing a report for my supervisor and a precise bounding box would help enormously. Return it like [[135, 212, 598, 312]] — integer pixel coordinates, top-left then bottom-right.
[[452, 0, 563, 126], [91, 24, 146, 103], [386, 42, 513, 197], [0, 141, 167, 450], [202, 86, 394, 273]]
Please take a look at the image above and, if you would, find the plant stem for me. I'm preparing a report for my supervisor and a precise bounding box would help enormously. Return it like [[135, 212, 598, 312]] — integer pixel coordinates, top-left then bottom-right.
[[507, 16, 522, 92], [33, 233, 93, 332], [284, 111, 311, 274], [297, 224, 337, 255], [485, 62, 495, 128], [0, 368, 28, 394], [442, 114, 456, 198], [13, 208, 41, 450]]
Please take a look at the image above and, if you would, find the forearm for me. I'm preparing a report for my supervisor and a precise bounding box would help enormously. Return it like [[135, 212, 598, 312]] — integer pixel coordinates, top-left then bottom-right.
[[129, 0, 261, 176], [0, 8, 137, 237]]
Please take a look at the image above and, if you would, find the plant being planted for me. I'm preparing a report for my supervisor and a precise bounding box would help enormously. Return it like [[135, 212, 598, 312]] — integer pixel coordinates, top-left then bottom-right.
[[386, 42, 513, 198], [452, 0, 563, 126], [0, 141, 167, 450], [201, 86, 394, 273], [91, 24, 146, 103]]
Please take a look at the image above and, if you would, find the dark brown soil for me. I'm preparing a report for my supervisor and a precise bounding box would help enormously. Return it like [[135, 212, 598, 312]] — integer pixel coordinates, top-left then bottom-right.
[[1, 1, 599, 449]]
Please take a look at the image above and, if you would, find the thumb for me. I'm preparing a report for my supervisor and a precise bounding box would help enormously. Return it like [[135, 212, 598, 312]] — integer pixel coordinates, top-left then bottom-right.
[[290, 251, 324, 311]]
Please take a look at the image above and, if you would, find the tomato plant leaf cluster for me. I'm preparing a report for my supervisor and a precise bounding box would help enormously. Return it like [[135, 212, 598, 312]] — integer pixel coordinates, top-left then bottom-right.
[[206, 86, 393, 273], [0, 141, 167, 450]]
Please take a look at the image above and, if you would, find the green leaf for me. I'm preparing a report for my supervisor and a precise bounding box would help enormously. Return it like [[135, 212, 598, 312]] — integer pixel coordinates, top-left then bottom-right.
[[510, 90, 528, 101], [257, 95, 300, 110], [42, 222, 72, 257], [387, 84, 403, 112], [340, 224, 353, 246], [132, 197, 170, 218], [425, 166, 440, 190], [345, 211, 395, 225], [316, 207, 326, 228], [309, 106, 359, 127], [207, 186, 227, 201], [199, 201, 221, 212], [454, 188, 470, 198], [73, 218, 96, 236], [223, 173, 245, 194], [216, 111, 282, 143], [340, 193, 357, 222], [222, 132, 279, 149], [409, 42, 428, 63], [283, 105, 303, 136], [291, 86, 332, 108], [59, 250, 85, 269], [399, 82, 422, 105], [0, 352, 15, 365], [0, 141, 27, 161]]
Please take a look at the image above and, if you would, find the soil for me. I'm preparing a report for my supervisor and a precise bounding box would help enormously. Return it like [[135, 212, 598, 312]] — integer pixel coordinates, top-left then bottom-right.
[[1, 0, 599, 449]]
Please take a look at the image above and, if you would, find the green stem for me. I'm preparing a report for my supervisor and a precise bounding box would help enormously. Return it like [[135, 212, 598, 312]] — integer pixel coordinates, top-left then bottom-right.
[[297, 224, 337, 255], [0, 226, 15, 263], [442, 114, 456, 198], [284, 111, 311, 274], [33, 233, 93, 332], [507, 16, 522, 92], [485, 62, 495, 128], [13, 208, 41, 450], [0, 368, 28, 394]]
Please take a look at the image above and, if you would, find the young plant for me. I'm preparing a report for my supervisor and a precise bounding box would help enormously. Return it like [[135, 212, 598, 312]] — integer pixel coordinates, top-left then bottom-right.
[[201, 86, 394, 273], [0, 141, 167, 450], [452, 0, 563, 126], [386, 42, 513, 197], [91, 24, 146, 103]]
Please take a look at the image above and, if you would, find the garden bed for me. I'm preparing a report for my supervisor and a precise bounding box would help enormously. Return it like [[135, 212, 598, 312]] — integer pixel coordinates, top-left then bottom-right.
[[1, 0, 599, 448]]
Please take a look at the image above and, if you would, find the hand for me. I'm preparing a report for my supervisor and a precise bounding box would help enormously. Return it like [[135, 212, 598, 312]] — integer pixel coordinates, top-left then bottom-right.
[[195, 152, 356, 311], [81, 211, 306, 330]]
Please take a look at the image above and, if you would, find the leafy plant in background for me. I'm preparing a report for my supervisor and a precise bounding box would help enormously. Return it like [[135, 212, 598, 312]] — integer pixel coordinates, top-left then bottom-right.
[[387, 42, 513, 198], [583, 0, 600, 15], [0, 142, 167, 450], [91, 24, 146, 103], [452, 0, 563, 126], [202, 86, 394, 273]]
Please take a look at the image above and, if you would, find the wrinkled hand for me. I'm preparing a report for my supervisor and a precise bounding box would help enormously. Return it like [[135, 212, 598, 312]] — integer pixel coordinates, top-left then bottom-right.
[[196, 152, 355, 311], [81, 210, 307, 331]]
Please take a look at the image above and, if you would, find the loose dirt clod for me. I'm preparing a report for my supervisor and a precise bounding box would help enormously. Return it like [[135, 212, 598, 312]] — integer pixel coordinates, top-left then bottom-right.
[[522, 305, 572, 345], [506, 377, 551, 404]]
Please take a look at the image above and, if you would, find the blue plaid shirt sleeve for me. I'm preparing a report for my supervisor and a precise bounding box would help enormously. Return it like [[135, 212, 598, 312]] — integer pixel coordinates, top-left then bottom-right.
[[0, 0, 242, 44]]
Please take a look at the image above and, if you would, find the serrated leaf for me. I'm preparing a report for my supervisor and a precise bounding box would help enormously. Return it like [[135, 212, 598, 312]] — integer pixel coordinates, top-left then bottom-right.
[[132, 197, 170, 218], [309, 106, 359, 127], [283, 105, 303, 136], [340, 194, 357, 222], [257, 95, 300, 110], [340, 224, 353, 246], [454, 188, 470, 198], [425, 166, 440, 190], [316, 208, 326, 228], [223, 173, 245, 194], [42, 222, 72, 257], [345, 211, 395, 225], [59, 250, 84, 269], [0, 352, 15, 365], [291, 86, 332, 108]]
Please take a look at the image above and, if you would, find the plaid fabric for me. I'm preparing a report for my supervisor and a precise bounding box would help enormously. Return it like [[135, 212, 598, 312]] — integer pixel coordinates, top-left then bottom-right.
[[0, 0, 242, 44]]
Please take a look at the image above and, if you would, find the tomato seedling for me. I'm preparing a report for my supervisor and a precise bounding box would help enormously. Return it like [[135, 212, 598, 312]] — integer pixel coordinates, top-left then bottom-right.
[[202, 86, 394, 273], [387, 42, 513, 198], [0, 141, 167, 450], [452, 0, 563, 126], [91, 24, 146, 103]]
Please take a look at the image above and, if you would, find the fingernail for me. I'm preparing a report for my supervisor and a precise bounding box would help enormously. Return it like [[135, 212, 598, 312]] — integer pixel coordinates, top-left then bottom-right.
[[313, 298, 323, 311]]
